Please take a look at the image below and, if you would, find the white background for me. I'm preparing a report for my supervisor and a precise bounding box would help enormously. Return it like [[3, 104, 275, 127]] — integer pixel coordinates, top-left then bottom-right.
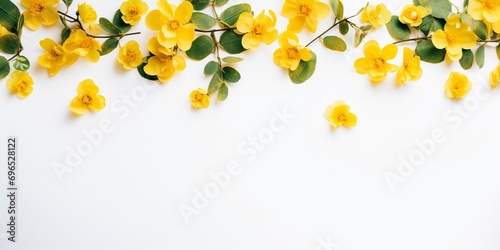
[[1, 0, 500, 249]]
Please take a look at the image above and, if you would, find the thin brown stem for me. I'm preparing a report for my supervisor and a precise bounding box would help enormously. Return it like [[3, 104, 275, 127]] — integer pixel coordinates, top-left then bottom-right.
[[195, 28, 233, 33], [87, 32, 141, 39], [393, 36, 431, 44], [7, 47, 23, 62], [305, 15, 359, 47]]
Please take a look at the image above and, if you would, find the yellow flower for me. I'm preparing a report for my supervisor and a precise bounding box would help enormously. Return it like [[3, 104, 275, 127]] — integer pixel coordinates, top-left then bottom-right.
[[63, 29, 102, 63], [281, 0, 330, 33], [190, 88, 210, 109], [360, 3, 391, 28], [6, 71, 34, 99], [273, 31, 312, 71], [236, 10, 278, 50], [77, 2, 102, 35], [117, 40, 143, 70], [120, 0, 149, 25], [144, 37, 186, 83], [445, 72, 472, 99], [468, 0, 500, 23], [21, 0, 60, 30], [399, 4, 429, 27], [489, 64, 500, 88], [354, 40, 399, 82], [324, 101, 357, 129], [145, 0, 195, 51], [431, 18, 477, 61], [0, 24, 11, 37], [38, 38, 78, 76], [396, 47, 422, 84], [70, 79, 106, 115]]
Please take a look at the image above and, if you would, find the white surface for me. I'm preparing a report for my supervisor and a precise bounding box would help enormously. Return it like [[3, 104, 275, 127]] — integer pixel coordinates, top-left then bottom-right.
[[1, 0, 500, 249]]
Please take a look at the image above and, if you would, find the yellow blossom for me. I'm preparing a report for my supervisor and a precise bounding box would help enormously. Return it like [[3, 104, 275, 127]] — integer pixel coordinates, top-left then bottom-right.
[[431, 18, 477, 61], [77, 2, 102, 35], [236, 10, 278, 50], [70, 79, 106, 115], [399, 4, 429, 27], [468, 0, 500, 23], [145, 0, 195, 51], [396, 47, 422, 84], [143, 37, 186, 83], [489, 64, 500, 88], [445, 72, 472, 99], [63, 29, 102, 63], [354, 40, 399, 82], [281, 0, 330, 33], [117, 40, 143, 70], [120, 0, 149, 25], [0, 24, 10, 37], [360, 3, 391, 28], [190, 88, 210, 108], [21, 0, 60, 30], [6, 71, 34, 99], [38, 38, 78, 76], [273, 31, 312, 71], [324, 101, 357, 129]]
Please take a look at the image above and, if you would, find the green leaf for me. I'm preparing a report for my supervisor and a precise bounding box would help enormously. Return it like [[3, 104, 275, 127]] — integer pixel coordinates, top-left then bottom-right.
[[217, 83, 229, 101], [331, 0, 344, 20], [113, 9, 131, 33], [99, 17, 121, 36], [472, 20, 488, 40], [219, 30, 246, 54], [222, 66, 241, 83], [208, 70, 223, 94], [100, 38, 119, 56], [0, 34, 20, 54], [186, 35, 215, 60], [459, 49, 473, 70], [496, 44, 500, 60], [475, 45, 485, 68], [0, 0, 20, 33], [354, 29, 366, 47], [215, 0, 229, 7], [219, 3, 251, 27], [189, 0, 210, 11], [190, 12, 216, 30], [460, 12, 473, 25], [322, 36, 346, 52], [0, 56, 10, 80], [418, 0, 452, 19], [63, 0, 73, 8], [222, 56, 243, 63], [419, 16, 445, 36], [137, 58, 159, 81], [204, 61, 219, 75], [16, 14, 24, 37], [288, 51, 317, 84], [464, 0, 469, 9], [360, 24, 372, 31], [339, 20, 349, 35], [386, 15, 411, 40], [13, 55, 29, 71], [415, 39, 446, 63], [61, 28, 71, 43]]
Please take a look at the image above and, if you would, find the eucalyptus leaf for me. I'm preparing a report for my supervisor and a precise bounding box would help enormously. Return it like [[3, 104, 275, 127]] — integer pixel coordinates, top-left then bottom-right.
[[189, 0, 210, 11], [331, 0, 344, 20], [208, 70, 223, 94], [386, 15, 411, 40], [475, 45, 485, 68], [339, 20, 349, 35], [0, 34, 20, 54], [219, 3, 251, 27], [415, 39, 446, 63], [204, 61, 219, 75], [215, 0, 229, 7], [222, 66, 241, 83], [289, 51, 317, 84], [459, 49, 473, 70], [222, 56, 244, 63], [186, 35, 215, 60], [217, 83, 228, 101], [99, 17, 121, 36], [0, 0, 20, 33], [190, 12, 216, 30], [113, 9, 131, 33], [472, 20, 488, 40], [100, 38, 119, 56], [0, 55, 10, 80], [219, 30, 246, 54], [322, 36, 347, 52]]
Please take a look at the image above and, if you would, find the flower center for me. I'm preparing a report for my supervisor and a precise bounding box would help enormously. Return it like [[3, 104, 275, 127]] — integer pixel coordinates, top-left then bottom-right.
[[410, 11, 418, 20], [485, 0, 500, 9], [30, 1, 46, 15], [287, 47, 300, 59], [253, 24, 265, 36], [82, 95, 92, 105], [299, 4, 311, 16], [49, 47, 64, 60], [129, 7, 138, 15], [168, 20, 180, 31], [337, 113, 346, 123], [125, 51, 136, 62], [375, 57, 386, 68], [81, 38, 93, 49], [16, 81, 28, 92]]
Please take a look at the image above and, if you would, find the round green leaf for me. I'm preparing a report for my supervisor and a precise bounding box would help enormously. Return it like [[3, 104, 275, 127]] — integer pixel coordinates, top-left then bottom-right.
[[188, 0, 210, 11], [219, 3, 251, 27], [0, 34, 20, 54], [113, 9, 131, 33], [0, 0, 20, 33], [354, 29, 366, 47], [61, 28, 71, 43], [13, 55, 29, 71], [208, 70, 223, 94], [415, 39, 446, 63], [100, 38, 119, 56], [222, 56, 243, 63], [215, 0, 229, 6], [222, 66, 241, 83], [204, 61, 219, 75], [0, 55, 10, 80], [322, 36, 346, 52], [472, 20, 488, 40], [459, 49, 473, 70], [190, 12, 216, 30], [99, 17, 121, 35], [289, 51, 317, 84], [186, 35, 215, 60], [219, 30, 246, 54], [331, 0, 344, 20], [217, 83, 228, 101], [475, 45, 485, 68], [418, 0, 452, 19], [386, 15, 411, 40], [419, 16, 445, 36], [339, 21, 349, 35], [137, 59, 159, 81]]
